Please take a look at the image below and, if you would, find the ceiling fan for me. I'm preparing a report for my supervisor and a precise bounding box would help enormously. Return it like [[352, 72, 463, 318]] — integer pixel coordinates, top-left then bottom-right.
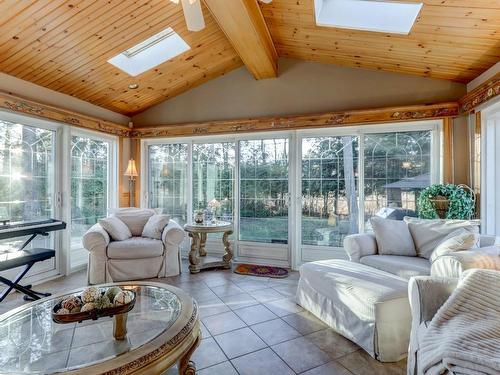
[[170, 0, 272, 32]]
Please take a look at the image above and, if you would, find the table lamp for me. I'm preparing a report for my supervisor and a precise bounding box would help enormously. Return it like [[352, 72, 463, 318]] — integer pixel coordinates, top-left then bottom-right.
[[124, 159, 139, 207]]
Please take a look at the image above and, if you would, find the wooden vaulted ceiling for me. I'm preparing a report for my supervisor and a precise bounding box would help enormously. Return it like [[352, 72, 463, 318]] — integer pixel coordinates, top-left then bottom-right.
[[0, 0, 499, 116], [0, 0, 242, 115]]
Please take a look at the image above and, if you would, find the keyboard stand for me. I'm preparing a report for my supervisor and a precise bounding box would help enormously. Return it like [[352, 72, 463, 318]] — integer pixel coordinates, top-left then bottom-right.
[[0, 259, 51, 302], [0, 227, 58, 302]]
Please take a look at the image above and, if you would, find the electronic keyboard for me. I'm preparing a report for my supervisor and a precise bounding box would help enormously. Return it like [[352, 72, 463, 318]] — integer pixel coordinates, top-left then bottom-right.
[[0, 219, 66, 240]]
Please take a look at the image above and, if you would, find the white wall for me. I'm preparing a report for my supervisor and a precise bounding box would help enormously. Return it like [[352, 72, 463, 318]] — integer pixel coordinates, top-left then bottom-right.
[[467, 62, 500, 92], [0, 72, 130, 125], [132, 58, 466, 126]]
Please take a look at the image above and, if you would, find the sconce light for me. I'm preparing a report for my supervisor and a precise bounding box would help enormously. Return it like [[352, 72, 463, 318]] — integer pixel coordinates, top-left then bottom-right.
[[124, 159, 139, 207]]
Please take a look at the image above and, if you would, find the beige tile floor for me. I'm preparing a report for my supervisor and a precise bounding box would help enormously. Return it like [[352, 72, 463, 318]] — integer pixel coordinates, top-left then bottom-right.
[[0, 262, 407, 374]]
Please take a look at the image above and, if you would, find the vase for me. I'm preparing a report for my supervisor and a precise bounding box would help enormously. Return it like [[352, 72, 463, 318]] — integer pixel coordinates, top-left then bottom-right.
[[194, 211, 204, 224]]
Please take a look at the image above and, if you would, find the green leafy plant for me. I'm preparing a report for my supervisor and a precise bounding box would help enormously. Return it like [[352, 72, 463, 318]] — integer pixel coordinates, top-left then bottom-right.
[[417, 184, 475, 219]]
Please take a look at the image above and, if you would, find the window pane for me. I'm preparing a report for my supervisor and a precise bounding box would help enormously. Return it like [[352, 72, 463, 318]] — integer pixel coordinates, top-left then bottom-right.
[[71, 136, 110, 266], [0, 120, 55, 252], [239, 139, 289, 243], [364, 131, 432, 225], [192, 142, 235, 222], [148, 144, 188, 225], [301, 136, 359, 247]]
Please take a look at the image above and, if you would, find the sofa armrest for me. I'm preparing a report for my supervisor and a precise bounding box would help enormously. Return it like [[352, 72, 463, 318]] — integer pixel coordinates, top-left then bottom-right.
[[431, 248, 500, 278], [479, 234, 498, 247], [408, 276, 457, 326], [162, 220, 185, 246], [82, 223, 110, 256], [343, 233, 377, 262]]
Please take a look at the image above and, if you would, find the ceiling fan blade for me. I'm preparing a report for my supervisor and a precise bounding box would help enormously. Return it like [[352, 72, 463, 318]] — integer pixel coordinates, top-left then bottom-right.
[[181, 0, 206, 32]]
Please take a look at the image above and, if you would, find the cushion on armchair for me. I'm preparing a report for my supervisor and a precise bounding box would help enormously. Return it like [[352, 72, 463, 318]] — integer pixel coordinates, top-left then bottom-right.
[[429, 228, 479, 263], [371, 217, 416, 256], [98, 216, 132, 241], [109, 207, 159, 236], [142, 214, 170, 240], [404, 217, 480, 259], [107, 237, 164, 259]]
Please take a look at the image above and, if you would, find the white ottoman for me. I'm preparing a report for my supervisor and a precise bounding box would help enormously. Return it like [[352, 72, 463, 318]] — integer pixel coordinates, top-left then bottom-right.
[[297, 259, 411, 362]]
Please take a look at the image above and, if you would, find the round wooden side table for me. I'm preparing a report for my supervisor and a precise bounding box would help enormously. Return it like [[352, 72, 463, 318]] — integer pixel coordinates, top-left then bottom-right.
[[184, 221, 233, 273]]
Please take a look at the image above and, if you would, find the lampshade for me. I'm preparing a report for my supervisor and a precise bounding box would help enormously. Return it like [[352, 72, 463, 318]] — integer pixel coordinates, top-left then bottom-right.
[[124, 159, 139, 177]]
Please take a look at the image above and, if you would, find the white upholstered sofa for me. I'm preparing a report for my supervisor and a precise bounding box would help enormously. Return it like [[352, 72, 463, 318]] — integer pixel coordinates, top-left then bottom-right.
[[344, 230, 500, 280], [297, 217, 500, 363], [83, 208, 185, 284]]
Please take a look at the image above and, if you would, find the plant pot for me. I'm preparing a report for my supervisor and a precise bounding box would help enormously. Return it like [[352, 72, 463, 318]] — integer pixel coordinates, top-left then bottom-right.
[[429, 195, 450, 219]]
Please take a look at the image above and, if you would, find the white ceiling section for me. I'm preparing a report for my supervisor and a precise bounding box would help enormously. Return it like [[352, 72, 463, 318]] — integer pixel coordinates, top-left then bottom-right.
[[314, 0, 423, 34]]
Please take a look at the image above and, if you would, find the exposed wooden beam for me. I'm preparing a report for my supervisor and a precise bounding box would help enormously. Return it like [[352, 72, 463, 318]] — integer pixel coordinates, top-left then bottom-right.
[[0, 91, 130, 137], [203, 0, 277, 79], [131, 102, 459, 138]]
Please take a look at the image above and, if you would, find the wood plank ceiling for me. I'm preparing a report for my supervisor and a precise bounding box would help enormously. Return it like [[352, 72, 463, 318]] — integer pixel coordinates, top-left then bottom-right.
[[262, 0, 500, 83], [0, 0, 242, 115], [0, 0, 498, 116]]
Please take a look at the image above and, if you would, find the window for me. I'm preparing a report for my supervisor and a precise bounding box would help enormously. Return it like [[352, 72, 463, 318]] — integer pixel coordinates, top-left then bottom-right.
[[148, 143, 188, 225], [143, 121, 439, 268], [0, 119, 55, 268], [364, 131, 432, 225], [192, 142, 235, 222], [70, 135, 113, 268], [108, 27, 190, 76], [301, 136, 359, 247], [314, 0, 422, 34], [0, 120, 55, 222], [239, 139, 289, 243]]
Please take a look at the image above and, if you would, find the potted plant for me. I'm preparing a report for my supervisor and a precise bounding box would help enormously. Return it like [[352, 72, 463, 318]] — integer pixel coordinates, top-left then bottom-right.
[[417, 184, 476, 220]]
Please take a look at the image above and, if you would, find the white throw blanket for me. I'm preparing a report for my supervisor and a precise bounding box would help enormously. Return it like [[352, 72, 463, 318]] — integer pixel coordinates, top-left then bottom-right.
[[419, 269, 500, 375]]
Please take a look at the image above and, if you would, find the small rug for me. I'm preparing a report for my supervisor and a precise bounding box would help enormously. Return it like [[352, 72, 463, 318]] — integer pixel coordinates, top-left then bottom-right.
[[234, 264, 289, 278]]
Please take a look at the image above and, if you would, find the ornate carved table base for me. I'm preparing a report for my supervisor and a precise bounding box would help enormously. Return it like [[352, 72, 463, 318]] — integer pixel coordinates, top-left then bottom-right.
[[184, 222, 234, 274]]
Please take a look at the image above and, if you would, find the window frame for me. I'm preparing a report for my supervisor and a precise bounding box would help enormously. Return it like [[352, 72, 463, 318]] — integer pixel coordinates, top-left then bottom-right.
[[295, 119, 442, 267], [67, 127, 118, 271], [0, 109, 63, 282], [141, 121, 441, 270]]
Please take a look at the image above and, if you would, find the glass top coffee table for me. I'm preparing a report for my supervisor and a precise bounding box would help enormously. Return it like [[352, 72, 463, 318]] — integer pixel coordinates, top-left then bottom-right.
[[0, 282, 201, 374]]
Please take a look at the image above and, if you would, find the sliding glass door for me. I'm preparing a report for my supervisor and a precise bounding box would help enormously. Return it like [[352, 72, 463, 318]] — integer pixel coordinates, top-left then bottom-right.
[[239, 138, 289, 244], [192, 142, 235, 222], [0, 117, 57, 278], [363, 131, 432, 224], [142, 121, 440, 268], [301, 136, 359, 248], [299, 127, 435, 263], [70, 134, 114, 269], [148, 143, 188, 225]]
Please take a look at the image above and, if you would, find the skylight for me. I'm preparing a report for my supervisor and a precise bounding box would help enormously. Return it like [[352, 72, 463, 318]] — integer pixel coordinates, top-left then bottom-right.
[[108, 27, 190, 76], [314, 0, 423, 35]]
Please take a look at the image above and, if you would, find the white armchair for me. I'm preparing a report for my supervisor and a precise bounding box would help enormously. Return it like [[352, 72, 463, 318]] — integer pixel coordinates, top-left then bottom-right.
[[83, 208, 185, 285], [407, 276, 458, 375]]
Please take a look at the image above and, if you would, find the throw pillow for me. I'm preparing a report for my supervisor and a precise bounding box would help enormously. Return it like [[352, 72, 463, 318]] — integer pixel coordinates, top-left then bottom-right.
[[370, 217, 416, 256], [142, 214, 170, 240], [98, 216, 132, 241], [430, 228, 479, 263], [109, 207, 158, 236], [404, 217, 480, 259]]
